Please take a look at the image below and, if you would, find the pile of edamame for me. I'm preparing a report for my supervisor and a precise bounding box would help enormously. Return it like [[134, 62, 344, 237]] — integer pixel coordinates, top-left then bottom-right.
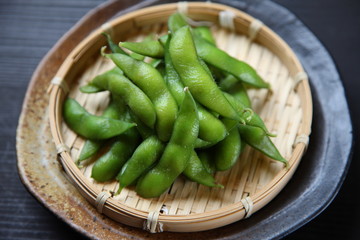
[[63, 13, 287, 198]]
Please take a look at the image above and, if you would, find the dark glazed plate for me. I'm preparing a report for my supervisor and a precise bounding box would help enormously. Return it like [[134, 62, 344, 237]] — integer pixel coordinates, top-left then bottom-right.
[[16, 0, 353, 239]]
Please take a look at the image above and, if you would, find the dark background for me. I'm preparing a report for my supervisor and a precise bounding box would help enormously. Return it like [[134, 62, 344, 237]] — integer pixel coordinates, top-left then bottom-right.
[[0, 0, 359, 239]]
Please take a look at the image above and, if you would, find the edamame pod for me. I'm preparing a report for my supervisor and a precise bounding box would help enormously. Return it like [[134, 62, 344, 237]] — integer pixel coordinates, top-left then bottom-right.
[[168, 12, 188, 33], [224, 92, 274, 136], [193, 26, 216, 45], [163, 35, 227, 143], [136, 88, 199, 198], [80, 68, 122, 94], [167, 13, 267, 88], [102, 32, 127, 55], [116, 135, 165, 193], [214, 119, 242, 171], [183, 151, 222, 188], [194, 138, 216, 149], [238, 124, 288, 167], [79, 84, 103, 93], [194, 36, 269, 89], [198, 150, 216, 174], [102, 32, 145, 61], [89, 68, 157, 129], [219, 74, 252, 108], [63, 98, 136, 140], [103, 51, 177, 142], [120, 40, 164, 58], [77, 100, 123, 163], [91, 131, 140, 182], [170, 26, 241, 121], [91, 106, 141, 182]]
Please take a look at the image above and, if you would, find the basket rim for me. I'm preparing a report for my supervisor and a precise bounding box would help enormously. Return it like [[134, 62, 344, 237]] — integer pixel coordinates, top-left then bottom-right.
[[48, 1, 313, 229]]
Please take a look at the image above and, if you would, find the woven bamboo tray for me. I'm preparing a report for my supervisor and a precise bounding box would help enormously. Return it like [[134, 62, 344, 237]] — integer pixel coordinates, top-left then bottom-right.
[[48, 2, 312, 233]]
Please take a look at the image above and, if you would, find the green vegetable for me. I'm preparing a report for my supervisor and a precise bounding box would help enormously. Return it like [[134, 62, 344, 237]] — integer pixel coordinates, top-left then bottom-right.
[[63, 98, 136, 140], [136, 88, 199, 198]]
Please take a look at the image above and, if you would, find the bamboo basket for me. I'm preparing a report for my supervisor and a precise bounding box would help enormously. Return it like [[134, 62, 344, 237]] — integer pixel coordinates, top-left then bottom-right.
[[48, 2, 312, 233]]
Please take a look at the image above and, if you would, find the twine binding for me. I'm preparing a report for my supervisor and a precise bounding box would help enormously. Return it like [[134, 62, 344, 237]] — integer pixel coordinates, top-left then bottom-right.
[[56, 143, 70, 154], [294, 134, 309, 150], [177, 1, 212, 27], [293, 71, 308, 90], [249, 19, 263, 41], [48, 76, 69, 94], [96, 191, 111, 214], [100, 22, 113, 34], [177, 1, 188, 14], [219, 10, 235, 30], [241, 196, 254, 219], [144, 211, 164, 233]]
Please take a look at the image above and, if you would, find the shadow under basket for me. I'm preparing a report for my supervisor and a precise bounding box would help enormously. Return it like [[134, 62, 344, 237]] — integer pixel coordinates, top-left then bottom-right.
[[48, 2, 312, 233]]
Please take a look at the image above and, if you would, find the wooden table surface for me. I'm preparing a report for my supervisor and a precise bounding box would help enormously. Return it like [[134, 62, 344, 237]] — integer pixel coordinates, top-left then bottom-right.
[[1, 0, 359, 239]]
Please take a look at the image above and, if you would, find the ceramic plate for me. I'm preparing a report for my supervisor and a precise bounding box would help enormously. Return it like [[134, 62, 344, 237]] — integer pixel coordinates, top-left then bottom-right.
[[16, 0, 352, 239]]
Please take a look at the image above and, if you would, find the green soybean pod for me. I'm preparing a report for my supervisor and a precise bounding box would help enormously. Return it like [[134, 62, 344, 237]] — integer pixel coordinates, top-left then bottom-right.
[[149, 58, 163, 68], [79, 84, 103, 94], [162, 35, 227, 144], [91, 132, 140, 182], [103, 51, 177, 142], [128, 111, 154, 140], [119, 40, 164, 58], [194, 138, 216, 149], [80, 68, 122, 94], [238, 124, 288, 167], [168, 12, 188, 33], [193, 36, 269, 89], [160, 35, 183, 104], [102, 32, 127, 55], [214, 119, 242, 171], [224, 92, 275, 136], [77, 140, 102, 163], [169, 26, 241, 121], [197, 150, 216, 174], [89, 69, 157, 129], [116, 135, 165, 193], [193, 26, 216, 45], [91, 108, 141, 182], [77, 100, 124, 163], [183, 151, 223, 188], [167, 12, 267, 88], [136, 88, 199, 198], [101, 32, 145, 61], [219, 74, 252, 108], [63, 98, 136, 140]]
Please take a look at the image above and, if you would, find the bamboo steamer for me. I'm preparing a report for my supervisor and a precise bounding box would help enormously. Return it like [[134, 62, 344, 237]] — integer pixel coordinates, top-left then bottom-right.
[[48, 2, 312, 233]]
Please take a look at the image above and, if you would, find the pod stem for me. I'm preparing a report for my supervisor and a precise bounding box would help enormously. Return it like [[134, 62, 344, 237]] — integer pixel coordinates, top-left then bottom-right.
[[215, 183, 224, 188], [75, 159, 85, 169], [100, 46, 108, 57], [115, 185, 124, 196]]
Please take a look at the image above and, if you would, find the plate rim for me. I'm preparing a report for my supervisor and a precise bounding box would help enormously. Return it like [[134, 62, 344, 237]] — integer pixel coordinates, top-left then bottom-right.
[[16, 0, 353, 239]]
